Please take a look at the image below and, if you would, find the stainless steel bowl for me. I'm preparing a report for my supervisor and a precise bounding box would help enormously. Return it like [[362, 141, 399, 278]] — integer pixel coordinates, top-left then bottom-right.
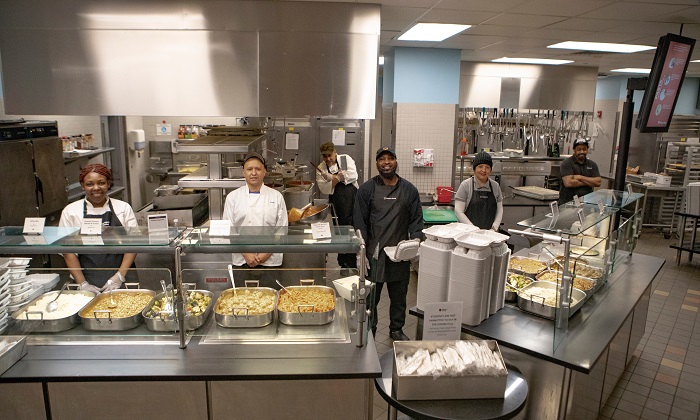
[[296, 205, 330, 225]]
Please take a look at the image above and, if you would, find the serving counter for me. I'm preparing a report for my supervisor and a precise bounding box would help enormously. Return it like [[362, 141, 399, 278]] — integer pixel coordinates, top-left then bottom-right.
[[0, 225, 380, 420]]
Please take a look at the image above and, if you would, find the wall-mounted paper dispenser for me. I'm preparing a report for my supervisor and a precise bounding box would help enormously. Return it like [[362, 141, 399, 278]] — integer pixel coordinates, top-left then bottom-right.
[[127, 129, 145, 156]]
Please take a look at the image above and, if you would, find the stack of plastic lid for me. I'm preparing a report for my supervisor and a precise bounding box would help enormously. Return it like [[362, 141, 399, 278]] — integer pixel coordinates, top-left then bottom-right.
[[450, 232, 493, 326], [5, 257, 32, 315], [417, 224, 478, 311], [0, 267, 11, 333]]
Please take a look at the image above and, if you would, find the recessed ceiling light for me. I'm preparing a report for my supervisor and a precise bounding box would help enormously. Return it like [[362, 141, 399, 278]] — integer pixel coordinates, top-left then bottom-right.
[[492, 57, 573, 65], [610, 68, 651, 74], [548, 41, 655, 53], [398, 23, 470, 42], [378, 56, 384, 66]]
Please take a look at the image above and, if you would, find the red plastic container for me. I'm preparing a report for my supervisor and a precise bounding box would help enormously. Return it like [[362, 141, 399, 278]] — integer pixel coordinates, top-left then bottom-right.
[[436, 186, 453, 203]]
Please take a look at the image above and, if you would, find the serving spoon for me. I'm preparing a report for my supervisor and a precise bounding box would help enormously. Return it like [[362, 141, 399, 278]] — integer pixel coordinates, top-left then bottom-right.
[[46, 283, 67, 313]]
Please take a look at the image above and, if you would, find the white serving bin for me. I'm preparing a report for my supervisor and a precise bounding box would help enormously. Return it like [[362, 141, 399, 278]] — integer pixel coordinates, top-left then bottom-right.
[[392, 340, 508, 400], [332, 275, 371, 302]]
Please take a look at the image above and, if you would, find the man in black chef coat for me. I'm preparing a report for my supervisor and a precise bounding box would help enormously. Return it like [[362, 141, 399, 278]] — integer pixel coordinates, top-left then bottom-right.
[[354, 147, 423, 341], [559, 138, 601, 204]]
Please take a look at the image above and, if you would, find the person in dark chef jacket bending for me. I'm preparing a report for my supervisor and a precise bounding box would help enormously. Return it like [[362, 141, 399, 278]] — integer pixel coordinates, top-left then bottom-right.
[[354, 147, 423, 341], [455, 151, 504, 231], [316, 142, 359, 269], [223, 152, 288, 285], [559, 138, 601, 204], [59, 164, 138, 294]]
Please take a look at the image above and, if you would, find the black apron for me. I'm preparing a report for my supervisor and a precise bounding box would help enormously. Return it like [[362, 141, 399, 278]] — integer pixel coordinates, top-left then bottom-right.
[[79, 199, 135, 288], [327, 162, 357, 226], [465, 178, 497, 230], [367, 182, 411, 283]]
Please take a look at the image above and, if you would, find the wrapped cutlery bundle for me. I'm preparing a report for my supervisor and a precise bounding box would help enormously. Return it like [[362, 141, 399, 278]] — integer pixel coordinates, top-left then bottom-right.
[[392, 340, 508, 400]]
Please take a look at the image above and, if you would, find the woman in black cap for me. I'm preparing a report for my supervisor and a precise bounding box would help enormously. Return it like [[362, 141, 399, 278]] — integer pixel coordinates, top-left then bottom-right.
[[454, 151, 503, 230]]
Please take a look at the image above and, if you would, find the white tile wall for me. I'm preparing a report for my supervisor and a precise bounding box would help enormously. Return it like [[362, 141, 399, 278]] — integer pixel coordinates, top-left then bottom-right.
[[394, 103, 457, 196]]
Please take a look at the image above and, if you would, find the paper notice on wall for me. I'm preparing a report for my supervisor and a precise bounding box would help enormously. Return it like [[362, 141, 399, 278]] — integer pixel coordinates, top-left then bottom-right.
[[156, 124, 171, 136], [332, 129, 346, 146], [413, 148, 434, 167], [285, 132, 299, 150]]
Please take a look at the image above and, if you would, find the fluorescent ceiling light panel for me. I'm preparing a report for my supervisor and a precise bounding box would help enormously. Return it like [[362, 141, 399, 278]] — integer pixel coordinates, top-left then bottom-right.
[[492, 57, 573, 65], [378, 56, 384, 65], [548, 41, 654, 53], [610, 68, 651, 74], [398, 23, 470, 42], [692, 59, 700, 63]]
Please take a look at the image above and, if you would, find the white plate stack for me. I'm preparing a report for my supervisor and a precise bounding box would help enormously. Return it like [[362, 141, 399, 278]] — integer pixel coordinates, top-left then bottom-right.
[[449, 232, 493, 326], [0, 268, 11, 334], [417, 224, 479, 311], [5, 258, 32, 316]]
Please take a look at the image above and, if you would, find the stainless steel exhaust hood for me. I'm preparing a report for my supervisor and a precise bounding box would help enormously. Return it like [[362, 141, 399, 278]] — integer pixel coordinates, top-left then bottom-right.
[[0, 1, 380, 118]]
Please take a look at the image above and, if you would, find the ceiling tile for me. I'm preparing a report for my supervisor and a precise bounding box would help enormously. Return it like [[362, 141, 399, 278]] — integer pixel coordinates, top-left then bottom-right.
[[381, 5, 429, 21], [381, 20, 413, 31], [522, 28, 596, 40], [466, 24, 537, 37], [546, 18, 628, 32], [485, 13, 568, 28], [579, 2, 690, 20], [419, 9, 498, 25], [436, 0, 524, 13], [508, 0, 616, 17]]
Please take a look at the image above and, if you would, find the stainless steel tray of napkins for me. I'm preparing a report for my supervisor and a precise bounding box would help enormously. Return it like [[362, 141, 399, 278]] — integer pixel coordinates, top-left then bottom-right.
[[392, 340, 508, 400]]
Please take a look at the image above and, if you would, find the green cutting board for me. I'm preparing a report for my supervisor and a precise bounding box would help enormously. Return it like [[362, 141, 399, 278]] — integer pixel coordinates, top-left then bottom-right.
[[422, 209, 458, 224]]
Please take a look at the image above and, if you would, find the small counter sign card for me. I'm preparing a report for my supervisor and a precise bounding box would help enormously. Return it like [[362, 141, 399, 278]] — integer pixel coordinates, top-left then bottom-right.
[[423, 301, 463, 340], [23, 217, 46, 235]]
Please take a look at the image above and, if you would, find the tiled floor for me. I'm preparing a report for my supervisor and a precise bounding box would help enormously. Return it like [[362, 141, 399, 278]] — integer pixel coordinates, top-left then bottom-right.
[[368, 228, 700, 420]]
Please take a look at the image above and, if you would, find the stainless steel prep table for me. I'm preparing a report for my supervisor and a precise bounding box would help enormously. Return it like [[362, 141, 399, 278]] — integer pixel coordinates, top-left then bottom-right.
[[410, 252, 663, 419]]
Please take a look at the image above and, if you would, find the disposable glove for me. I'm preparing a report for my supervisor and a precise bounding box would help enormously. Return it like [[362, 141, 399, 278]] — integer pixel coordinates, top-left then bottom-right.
[[79, 281, 101, 294], [100, 272, 125, 292], [336, 170, 345, 182]]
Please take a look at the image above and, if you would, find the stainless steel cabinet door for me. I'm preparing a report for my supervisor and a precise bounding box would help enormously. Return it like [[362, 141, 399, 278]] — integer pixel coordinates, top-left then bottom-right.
[[32, 137, 67, 217], [0, 140, 37, 225]]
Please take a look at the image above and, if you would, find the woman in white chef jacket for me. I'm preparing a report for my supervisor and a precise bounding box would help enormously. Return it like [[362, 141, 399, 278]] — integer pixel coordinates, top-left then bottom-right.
[[222, 151, 288, 274], [59, 164, 138, 294]]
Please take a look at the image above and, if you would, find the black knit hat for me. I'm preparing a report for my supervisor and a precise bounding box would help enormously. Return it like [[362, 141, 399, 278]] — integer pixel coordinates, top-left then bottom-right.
[[472, 151, 493, 170]]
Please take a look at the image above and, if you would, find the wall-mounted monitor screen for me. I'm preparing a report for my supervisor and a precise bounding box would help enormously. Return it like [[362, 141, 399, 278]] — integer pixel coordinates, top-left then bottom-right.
[[636, 33, 695, 133]]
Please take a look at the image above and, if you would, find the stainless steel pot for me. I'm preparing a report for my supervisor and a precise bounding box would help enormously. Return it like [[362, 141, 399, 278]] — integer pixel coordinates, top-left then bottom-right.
[[143, 290, 214, 332], [517, 281, 585, 319], [283, 187, 313, 210], [12, 290, 96, 333], [277, 284, 335, 326], [79, 290, 155, 331], [214, 286, 276, 328]]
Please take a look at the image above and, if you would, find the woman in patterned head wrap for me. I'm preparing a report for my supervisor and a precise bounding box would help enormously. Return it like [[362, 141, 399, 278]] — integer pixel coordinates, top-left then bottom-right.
[[59, 164, 138, 294]]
